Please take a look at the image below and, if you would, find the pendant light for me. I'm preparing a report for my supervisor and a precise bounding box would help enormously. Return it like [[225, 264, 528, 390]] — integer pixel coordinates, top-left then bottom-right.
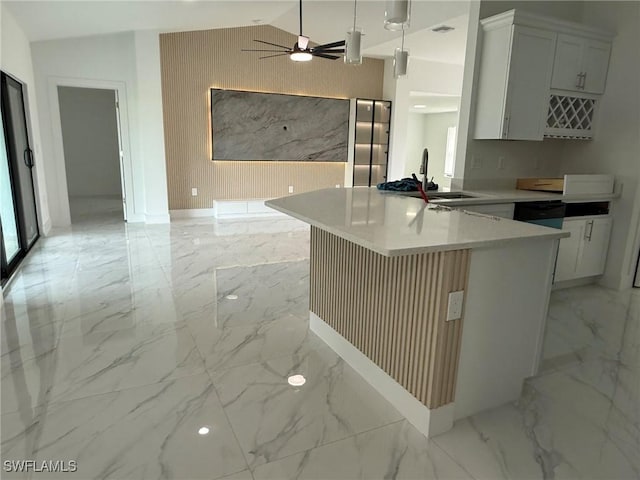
[[384, 0, 411, 31], [393, 29, 408, 78], [345, 0, 362, 64]]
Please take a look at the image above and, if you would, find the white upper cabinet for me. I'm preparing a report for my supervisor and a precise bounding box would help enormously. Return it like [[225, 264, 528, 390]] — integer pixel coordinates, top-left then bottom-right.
[[551, 34, 611, 94], [473, 10, 613, 141], [474, 21, 556, 140]]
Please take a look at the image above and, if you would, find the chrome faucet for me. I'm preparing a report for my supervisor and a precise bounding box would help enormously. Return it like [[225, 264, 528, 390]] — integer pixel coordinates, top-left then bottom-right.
[[419, 148, 429, 191]]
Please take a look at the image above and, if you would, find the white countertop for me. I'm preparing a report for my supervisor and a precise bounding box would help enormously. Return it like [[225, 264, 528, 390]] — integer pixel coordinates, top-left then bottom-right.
[[387, 188, 619, 206], [266, 188, 569, 256]]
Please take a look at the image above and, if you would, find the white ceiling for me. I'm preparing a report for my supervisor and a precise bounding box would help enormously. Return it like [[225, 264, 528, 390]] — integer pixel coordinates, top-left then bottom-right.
[[5, 0, 470, 60], [363, 13, 468, 64]]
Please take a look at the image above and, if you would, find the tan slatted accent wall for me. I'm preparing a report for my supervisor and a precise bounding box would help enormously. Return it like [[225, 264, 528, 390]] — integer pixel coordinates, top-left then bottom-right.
[[309, 227, 471, 409], [159, 25, 384, 209]]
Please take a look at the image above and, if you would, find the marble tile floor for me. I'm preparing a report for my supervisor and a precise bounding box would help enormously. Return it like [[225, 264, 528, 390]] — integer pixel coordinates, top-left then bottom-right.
[[1, 211, 638, 479]]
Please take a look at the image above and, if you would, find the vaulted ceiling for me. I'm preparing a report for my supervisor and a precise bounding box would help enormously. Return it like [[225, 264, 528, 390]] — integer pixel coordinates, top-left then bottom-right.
[[5, 0, 469, 64]]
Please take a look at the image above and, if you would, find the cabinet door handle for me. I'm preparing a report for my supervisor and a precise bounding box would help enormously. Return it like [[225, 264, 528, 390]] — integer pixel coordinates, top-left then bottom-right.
[[576, 73, 582, 89], [585, 220, 594, 241], [578, 72, 587, 90]]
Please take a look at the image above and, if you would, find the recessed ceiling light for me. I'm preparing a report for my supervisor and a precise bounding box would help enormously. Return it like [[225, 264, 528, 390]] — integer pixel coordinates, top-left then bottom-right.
[[198, 426, 210, 435], [432, 25, 455, 33], [225, 294, 238, 300], [287, 374, 306, 386], [414, 105, 427, 109]]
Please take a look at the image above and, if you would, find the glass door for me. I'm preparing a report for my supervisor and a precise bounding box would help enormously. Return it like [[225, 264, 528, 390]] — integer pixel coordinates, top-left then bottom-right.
[[1, 72, 39, 282], [1, 114, 21, 271]]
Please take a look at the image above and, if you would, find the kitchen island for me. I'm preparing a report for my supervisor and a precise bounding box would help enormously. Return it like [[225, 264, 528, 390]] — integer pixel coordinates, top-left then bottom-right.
[[266, 187, 569, 437]]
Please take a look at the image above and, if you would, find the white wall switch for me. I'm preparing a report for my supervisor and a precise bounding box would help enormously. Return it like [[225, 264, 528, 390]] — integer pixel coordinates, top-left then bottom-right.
[[446, 290, 465, 321], [288, 185, 294, 193], [335, 184, 340, 188], [191, 188, 198, 196]]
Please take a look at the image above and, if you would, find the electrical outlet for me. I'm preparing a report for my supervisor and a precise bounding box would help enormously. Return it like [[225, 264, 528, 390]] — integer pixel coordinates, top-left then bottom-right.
[[498, 156, 505, 170], [534, 157, 540, 170], [446, 290, 464, 321], [288, 185, 294, 193], [335, 184, 340, 188], [471, 155, 482, 169], [191, 188, 198, 196]]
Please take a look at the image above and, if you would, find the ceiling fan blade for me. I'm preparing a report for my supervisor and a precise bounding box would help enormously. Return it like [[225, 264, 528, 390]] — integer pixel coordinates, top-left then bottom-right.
[[259, 53, 290, 60], [312, 48, 345, 54], [313, 40, 346, 50], [242, 49, 291, 52], [313, 52, 341, 60], [254, 39, 292, 49]]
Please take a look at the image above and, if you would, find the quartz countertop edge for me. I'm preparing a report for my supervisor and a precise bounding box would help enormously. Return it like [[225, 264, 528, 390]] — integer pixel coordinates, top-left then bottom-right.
[[385, 189, 619, 206], [266, 188, 569, 257]]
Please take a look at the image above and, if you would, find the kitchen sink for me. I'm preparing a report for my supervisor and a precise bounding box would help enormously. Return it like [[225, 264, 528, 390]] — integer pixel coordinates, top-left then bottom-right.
[[404, 191, 477, 199], [428, 192, 476, 199]]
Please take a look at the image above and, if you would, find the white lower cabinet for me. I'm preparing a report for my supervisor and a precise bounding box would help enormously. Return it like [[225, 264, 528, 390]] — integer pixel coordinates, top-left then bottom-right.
[[555, 216, 612, 282]]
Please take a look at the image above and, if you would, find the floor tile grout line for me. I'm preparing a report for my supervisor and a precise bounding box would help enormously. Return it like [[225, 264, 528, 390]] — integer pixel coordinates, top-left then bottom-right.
[[430, 435, 481, 480], [205, 368, 254, 475], [245, 418, 408, 474]]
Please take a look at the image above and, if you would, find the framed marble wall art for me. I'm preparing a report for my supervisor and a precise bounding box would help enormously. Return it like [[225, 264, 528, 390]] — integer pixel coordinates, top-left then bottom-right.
[[210, 89, 349, 161]]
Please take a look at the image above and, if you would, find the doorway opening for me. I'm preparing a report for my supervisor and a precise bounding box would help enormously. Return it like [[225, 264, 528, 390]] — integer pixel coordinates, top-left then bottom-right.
[[57, 86, 126, 224]]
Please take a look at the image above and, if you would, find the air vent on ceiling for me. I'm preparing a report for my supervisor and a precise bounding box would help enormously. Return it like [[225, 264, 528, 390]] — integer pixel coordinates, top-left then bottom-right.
[[432, 25, 455, 33]]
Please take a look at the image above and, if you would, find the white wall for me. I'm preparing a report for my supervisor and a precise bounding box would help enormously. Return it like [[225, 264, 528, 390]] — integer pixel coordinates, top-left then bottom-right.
[[133, 30, 169, 223], [58, 86, 122, 197], [385, 58, 465, 182], [31, 30, 169, 225], [422, 112, 458, 189], [0, 6, 51, 234], [558, 1, 640, 289], [403, 111, 459, 189], [403, 113, 425, 179]]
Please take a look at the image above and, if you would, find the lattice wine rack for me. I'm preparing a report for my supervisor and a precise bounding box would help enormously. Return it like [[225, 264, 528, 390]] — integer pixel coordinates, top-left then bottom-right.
[[544, 94, 597, 140]]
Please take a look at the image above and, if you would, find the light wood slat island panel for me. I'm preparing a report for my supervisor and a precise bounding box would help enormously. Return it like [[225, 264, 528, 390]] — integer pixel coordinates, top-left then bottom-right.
[[267, 188, 568, 437], [310, 227, 470, 408]]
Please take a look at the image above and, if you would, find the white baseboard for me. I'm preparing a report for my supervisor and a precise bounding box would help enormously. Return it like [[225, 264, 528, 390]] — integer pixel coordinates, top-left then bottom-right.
[[169, 208, 216, 219], [126, 213, 145, 223], [213, 199, 285, 219], [552, 276, 598, 290], [310, 312, 454, 438]]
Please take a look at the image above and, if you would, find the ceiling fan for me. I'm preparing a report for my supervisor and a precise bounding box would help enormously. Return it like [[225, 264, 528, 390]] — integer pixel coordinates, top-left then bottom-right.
[[242, 0, 346, 62]]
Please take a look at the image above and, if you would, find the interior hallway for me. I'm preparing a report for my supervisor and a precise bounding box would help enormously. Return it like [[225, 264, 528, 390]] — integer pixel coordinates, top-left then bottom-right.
[[0, 210, 638, 479]]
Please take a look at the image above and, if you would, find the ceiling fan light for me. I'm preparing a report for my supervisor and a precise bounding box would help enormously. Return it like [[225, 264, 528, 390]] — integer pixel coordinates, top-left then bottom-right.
[[393, 48, 408, 77], [345, 28, 362, 65], [290, 51, 313, 62], [384, 0, 411, 31]]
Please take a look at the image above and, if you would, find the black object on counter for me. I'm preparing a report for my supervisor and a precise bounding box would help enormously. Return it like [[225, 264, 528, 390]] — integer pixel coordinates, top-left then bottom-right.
[[377, 178, 419, 191]]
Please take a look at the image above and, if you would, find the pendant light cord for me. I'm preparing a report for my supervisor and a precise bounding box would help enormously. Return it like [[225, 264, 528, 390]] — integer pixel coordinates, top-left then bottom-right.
[[401, 28, 405, 51], [299, 0, 303, 36]]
